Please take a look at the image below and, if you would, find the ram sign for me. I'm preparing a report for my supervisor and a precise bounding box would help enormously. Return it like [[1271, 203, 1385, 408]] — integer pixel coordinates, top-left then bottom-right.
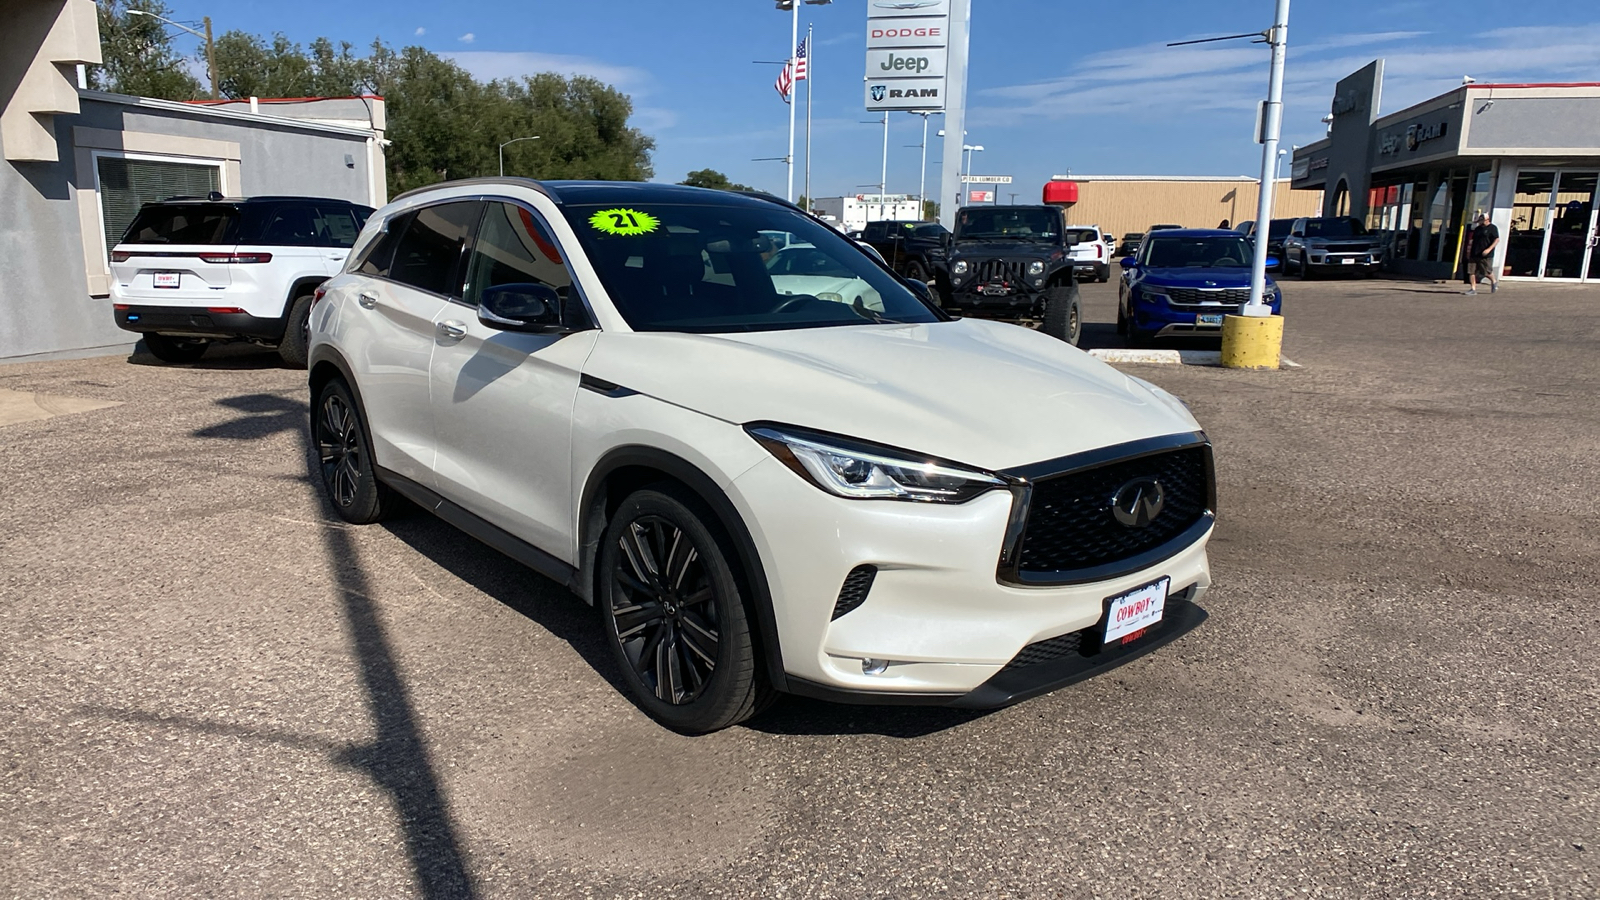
[[865, 1, 948, 111]]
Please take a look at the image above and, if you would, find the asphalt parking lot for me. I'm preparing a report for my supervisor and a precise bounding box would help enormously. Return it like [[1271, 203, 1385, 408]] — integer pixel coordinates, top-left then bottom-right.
[[2, 276, 1597, 899]]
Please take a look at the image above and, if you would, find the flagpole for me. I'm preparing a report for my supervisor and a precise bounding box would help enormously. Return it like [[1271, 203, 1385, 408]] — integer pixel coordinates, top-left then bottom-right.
[[803, 24, 813, 212], [786, 1, 798, 202]]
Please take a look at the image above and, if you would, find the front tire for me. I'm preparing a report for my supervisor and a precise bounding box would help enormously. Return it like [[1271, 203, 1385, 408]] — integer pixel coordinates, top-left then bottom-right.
[[277, 294, 314, 368], [313, 379, 397, 524], [904, 260, 928, 283], [142, 333, 208, 364], [1299, 252, 1316, 280], [600, 487, 767, 733], [1042, 284, 1081, 347]]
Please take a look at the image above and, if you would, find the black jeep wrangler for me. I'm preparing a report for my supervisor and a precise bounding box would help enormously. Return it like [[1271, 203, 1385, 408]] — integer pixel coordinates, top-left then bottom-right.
[[938, 205, 1081, 345], [858, 219, 949, 283]]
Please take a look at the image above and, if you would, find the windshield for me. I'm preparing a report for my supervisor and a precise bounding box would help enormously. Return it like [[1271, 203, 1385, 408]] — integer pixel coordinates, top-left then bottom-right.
[[121, 204, 239, 244], [1305, 218, 1368, 237], [561, 203, 940, 334], [955, 208, 1059, 241], [1143, 235, 1254, 268]]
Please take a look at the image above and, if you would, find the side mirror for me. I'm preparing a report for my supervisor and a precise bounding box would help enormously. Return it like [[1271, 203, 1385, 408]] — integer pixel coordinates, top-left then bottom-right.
[[941, 232, 952, 250], [1119, 256, 1138, 268], [1265, 256, 1281, 270], [478, 282, 566, 334], [1290, 230, 1304, 238]]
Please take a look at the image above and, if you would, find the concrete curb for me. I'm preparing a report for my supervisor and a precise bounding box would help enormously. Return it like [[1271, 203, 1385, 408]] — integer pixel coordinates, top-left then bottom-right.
[[1088, 348, 1301, 368]]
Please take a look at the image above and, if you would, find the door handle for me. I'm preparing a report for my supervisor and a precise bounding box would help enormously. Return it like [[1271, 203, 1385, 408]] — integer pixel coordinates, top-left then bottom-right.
[[437, 320, 468, 340], [357, 291, 378, 309]]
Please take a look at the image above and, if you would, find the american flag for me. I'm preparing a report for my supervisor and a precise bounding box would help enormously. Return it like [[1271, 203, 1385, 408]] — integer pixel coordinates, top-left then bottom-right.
[[774, 36, 808, 103]]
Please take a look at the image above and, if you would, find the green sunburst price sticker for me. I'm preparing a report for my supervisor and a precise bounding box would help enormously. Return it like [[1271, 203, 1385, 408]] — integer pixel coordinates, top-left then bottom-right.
[[588, 208, 659, 236]]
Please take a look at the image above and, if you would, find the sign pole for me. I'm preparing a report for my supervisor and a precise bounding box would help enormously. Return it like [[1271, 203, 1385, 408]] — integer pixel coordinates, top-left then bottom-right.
[[880, 114, 889, 221], [918, 112, 929, 220], [938, 0, 970, 229], [804, 23, 814, 212], [787, 0, 799, 202]]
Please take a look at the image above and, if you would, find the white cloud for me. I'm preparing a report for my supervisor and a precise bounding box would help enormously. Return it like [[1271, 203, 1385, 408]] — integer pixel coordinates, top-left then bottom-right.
[[458, 32, 475, 44], [972, 22, 1600, 142], [414, 27, 426, 37], [445, 50, 654, 93], [819, 31, 859, 47]]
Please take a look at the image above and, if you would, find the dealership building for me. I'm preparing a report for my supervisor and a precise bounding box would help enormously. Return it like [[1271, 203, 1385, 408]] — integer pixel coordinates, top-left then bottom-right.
[[1291, 61, 1600, 282], [2, 0, 386, 362]]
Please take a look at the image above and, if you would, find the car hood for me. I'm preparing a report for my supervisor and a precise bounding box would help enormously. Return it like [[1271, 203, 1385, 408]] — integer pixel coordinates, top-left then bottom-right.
[[582, 318, 1200, 471], [1138, 267, 1276, 289], [951, 240, 1058, 259]]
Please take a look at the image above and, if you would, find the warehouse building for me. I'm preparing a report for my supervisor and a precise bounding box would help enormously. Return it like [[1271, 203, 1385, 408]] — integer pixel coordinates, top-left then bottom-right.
[[1042, 175, 1322, 250], [2, 0, 386, 362], [1291, 60, 1600, 282]]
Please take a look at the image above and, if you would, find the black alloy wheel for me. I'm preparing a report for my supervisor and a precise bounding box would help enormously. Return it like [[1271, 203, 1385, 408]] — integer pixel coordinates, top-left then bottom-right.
[[142, 333, 208, 364], [599, 487, 766, 733], [313, 379, 395, 524]]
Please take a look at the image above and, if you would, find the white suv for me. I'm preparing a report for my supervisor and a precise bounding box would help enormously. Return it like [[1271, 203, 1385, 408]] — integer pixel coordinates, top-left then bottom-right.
[[1064, 225, 1113, 282], [308, 179, 1216, 732], [111, 195, 372, 366]]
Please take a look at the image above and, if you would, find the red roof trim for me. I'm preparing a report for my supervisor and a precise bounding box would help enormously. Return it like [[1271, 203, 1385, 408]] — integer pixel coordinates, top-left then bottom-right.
[[184, 95, 384, 105]]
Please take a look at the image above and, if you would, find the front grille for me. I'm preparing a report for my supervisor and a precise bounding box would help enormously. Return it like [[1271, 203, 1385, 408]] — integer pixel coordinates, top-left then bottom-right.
[[832, 565, 877, 620], [1000, 587, 1195, 672], [1164, 287, 1251, 306], [974, 258, 1026, 283], [1015, 446, 1210, 577], [1324, 242, 1373, 253]]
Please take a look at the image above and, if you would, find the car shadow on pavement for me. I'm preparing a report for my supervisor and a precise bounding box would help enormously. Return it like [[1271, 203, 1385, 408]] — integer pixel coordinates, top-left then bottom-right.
[[192, 393, 308, 441], [744, 696, 989, 738], [1077, 322, 1224, 354], [128, 340, 292, 370]]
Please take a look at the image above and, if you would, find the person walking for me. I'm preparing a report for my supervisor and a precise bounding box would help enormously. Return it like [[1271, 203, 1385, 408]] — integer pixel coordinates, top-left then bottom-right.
[[1465, 212, 1499, 295]]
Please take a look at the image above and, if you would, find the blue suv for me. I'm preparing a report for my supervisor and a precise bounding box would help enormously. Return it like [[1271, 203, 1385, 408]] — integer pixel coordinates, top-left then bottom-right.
[[1117, 229, 1282, 343]]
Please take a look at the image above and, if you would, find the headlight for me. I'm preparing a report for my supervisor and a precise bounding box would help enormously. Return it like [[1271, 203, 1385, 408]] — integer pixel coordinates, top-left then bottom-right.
[[952, 259, 969, 275], [747, 425, 1005, 503], [1141, 288, 1171, 304], [1027, 260, 1045, 276]]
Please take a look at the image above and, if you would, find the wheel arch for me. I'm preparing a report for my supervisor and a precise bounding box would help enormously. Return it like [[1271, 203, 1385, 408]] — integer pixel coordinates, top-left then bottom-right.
[[578, 445, 788, 692]]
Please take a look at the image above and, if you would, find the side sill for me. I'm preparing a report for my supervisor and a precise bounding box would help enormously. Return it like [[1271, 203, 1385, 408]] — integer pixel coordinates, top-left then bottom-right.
[[374, 465, 581, 594]]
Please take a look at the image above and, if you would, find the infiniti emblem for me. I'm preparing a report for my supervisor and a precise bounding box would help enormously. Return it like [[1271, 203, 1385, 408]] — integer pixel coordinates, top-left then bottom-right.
[[1110, 478, 1165, 528]]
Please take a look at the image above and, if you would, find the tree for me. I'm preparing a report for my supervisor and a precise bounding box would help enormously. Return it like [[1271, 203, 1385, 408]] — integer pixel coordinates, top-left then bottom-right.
[[922, 199, 940, 221], [88, 0, 203, 100], [681, 169, 754, 192]]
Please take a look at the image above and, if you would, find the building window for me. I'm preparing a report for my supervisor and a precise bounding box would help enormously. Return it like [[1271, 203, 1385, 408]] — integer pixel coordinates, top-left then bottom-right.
[[94, 153, 223, 259]]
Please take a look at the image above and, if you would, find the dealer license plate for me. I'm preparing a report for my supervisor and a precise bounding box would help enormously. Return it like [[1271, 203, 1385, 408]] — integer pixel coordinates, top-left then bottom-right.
[[153, 271, 181, 288], [1340, 258, 1355, 265], [981, 284, 1010, 296], [1198, 313, 1224, 326], [1102, 577, 1169, 644]]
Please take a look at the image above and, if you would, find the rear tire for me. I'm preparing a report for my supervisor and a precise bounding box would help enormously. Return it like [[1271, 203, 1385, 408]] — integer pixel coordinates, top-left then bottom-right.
[[142, 333, 208, 364], [599, 486, 769, 733], [1096, 266, 1110, 283], [313, 378, 397, 525], [1042, 284, 1081, 347], [1116, 302, 1128, 336], [277, 294, 314, 369], [904, 260, 928, 283]]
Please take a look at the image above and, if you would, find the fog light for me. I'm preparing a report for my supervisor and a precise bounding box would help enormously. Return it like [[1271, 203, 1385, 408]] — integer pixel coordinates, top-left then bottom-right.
[[861, 658, 889, 675]]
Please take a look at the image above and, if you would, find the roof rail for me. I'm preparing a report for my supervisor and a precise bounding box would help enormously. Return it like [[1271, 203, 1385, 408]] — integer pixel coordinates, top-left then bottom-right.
[[391, 176, 562, 205]]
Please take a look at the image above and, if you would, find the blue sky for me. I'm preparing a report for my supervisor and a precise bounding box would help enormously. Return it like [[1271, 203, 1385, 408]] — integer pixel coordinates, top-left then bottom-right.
[[159, 0, 1600, 204]]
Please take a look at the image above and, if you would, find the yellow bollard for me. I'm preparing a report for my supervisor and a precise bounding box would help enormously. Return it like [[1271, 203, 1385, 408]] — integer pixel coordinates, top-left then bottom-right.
[[1220, 314, 1284, 369]]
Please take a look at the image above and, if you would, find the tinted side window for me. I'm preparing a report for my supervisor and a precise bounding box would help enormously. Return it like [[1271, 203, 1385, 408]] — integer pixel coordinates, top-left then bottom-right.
[[463, 202, 576, 311], [389, 201, 484, 296], [260, 203, 324, 246], [315, 205, 363, 248], [355, 210, 412, 278]]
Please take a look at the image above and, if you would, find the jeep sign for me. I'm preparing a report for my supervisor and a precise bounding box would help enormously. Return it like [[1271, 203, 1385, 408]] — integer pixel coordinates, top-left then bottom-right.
[[866, 49, 946, 79]]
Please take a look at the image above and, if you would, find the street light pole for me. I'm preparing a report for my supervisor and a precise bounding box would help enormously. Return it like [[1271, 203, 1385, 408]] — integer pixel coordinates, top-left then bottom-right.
[[127, 9, 218, 99], [916, 112, 930, 220], [498, 135, 540, 177], [1245, 0, 1291, 317]]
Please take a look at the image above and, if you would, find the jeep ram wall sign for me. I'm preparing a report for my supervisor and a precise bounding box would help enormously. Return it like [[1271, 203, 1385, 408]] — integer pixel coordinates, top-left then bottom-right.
[[865, 0, 948, 111], [1378, 119, 1450, 157]]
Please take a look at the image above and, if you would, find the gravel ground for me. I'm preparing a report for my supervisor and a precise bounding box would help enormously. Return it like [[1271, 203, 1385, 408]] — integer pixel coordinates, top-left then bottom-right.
[[1, 276, 1596, 899]]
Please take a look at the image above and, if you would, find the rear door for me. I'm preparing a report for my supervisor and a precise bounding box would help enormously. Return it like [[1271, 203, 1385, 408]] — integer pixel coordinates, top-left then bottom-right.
[[110, 204, 239, 302], [341, 201, 482, 485], [312, 203, 368, 275]]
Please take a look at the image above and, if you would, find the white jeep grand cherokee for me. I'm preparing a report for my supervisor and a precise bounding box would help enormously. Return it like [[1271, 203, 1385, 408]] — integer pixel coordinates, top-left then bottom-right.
[[308, 179, 1216, 733]]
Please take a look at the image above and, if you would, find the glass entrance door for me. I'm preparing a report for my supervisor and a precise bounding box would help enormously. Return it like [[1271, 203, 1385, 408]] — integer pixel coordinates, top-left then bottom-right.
[[1545, 171, 1597, 280]]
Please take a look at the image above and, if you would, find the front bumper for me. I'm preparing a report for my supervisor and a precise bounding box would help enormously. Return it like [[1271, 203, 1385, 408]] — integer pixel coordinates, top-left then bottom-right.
[[1307, 250, 1382, 269], [114, 304, 288, 341], [1129, 295, 1282, 337], [729, 454, 1213, 702]]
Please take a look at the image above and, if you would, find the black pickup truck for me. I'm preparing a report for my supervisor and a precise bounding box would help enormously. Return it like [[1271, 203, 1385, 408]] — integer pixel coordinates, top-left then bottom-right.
[[937, 205, 1082, 346], [858, 219, 949, 283]]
